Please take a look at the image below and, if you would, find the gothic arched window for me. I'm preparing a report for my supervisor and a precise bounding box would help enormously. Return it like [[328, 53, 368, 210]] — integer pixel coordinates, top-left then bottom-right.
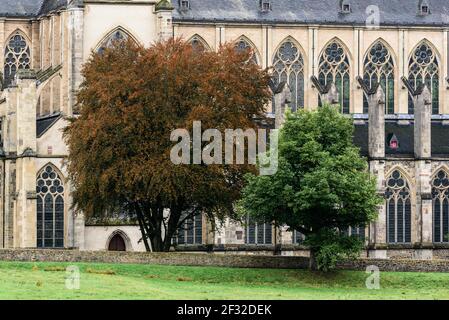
[[4, 31, 31, 87], [432, 170, 449, 243], [189, 35, 208, 52], [363, 41, 395, 114], [97, 29, 129, 54], [408, 42, 439, 114], [234, 37, 258, 64], [385, 170, 411, 243], [272, 39, 304, 112], [36, 165, 64, 248], [318, 41, 350, 113]]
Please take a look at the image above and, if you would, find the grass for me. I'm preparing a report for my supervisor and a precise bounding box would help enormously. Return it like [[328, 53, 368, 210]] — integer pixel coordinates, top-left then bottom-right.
[[0, 261, 448, 299]]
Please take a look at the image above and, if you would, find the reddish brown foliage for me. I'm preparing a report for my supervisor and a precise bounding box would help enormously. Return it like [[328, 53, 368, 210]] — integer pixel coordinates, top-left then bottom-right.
[[64, 38, 271, 251]]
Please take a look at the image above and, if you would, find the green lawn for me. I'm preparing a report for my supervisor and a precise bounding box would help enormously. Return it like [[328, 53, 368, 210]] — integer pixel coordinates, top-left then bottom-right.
[[0, 261, 448, 299]]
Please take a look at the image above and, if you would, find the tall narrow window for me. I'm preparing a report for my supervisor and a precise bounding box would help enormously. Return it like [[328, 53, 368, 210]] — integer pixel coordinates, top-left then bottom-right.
[[408, 42, 439, 114], [432, 170, 449, 243], [385, 170, 411, 243], [36, 165, 64, 248], [234, 37, 258, 65], [318, 40, 350, 113], [4, 31, 31, 87], [245, 215, 272, 245], [363, 41, 395, 114], [272, 39, 304, 112], [97, 29, 129, 54], [175, 213, 203, 245]]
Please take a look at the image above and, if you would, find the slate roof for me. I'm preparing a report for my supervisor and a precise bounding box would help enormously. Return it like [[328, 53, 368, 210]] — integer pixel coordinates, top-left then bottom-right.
[[0, 0, 43, 17], [353, 120, 449, 158], [173, 0, 449, 27], [39, 0, 67, 15], [0, 0, 67, 18]]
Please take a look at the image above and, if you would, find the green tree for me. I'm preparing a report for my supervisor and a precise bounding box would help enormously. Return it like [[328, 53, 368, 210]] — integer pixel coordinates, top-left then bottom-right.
[[64, 38, 271, 252], [238, 105, 382, 271]]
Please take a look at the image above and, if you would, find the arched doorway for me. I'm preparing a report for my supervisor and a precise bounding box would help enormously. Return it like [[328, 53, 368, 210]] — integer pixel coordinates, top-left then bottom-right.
[[108, 234, 126, 251]]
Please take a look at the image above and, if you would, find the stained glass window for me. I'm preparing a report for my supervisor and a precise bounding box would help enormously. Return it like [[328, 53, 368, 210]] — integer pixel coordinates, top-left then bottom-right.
[[245, 215, 272, 245], [363, 41, 395, 114], [97, 29, 129, 54], [36, 165, 64, 248], [272, 40, 304, 112], [408, 42, 439, 114], [385, 170, 411, 243], [234, 38, 258, 64], [318, 41, 350, 113], [432, 170, 449, 243], [4, 32, 31, 87]]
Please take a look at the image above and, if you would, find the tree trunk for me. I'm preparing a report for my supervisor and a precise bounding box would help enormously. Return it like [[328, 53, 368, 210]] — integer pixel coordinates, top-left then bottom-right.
[[309, 248, 318, 271], [150, 234, 164, 252], [136, 213, 150, 252]]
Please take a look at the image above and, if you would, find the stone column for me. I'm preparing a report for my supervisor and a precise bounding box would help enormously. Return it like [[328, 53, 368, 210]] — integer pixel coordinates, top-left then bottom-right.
[[368, 86, 385, 159], [274, 82, 292, 129], [413, 86, 433, 250], [155, 1, 174, 42], [13, 71, 38, 248], [1, 87, 17, 248], [414, 86, 432, 159], [365, 86, 387, 255], [67, 1, 84, 115], [320, 82, 340, 107]]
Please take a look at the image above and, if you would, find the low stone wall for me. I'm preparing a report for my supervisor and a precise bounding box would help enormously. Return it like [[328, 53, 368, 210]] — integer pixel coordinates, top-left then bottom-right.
[[338, 259, 449, 272], [0, 249, 309, 269], [3, 249, 449, 272]]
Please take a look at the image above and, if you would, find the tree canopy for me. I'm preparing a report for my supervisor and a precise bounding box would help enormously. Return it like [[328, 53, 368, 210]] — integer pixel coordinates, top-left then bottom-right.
[[238, 105, 382, 270], [64, 38, 272, 251]]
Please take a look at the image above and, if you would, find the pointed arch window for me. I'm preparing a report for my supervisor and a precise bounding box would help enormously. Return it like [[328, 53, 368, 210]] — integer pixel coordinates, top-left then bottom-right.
[[318, 41, 350, 113], [272, 39, 304, 112], [189, 35, 208, 52], [234, 38, 258, 65], [385, 170, 411, 243], [36, 165, 65, 248], [408, 42, 439, 114], [432, 170, 449, 243], [97, 29, 129, 54], [363, 41, 395, 114], [4, 31, 31, 87]]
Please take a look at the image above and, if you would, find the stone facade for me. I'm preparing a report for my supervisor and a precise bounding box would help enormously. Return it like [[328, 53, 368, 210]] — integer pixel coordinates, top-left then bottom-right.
[[0, 0, 449, 259]]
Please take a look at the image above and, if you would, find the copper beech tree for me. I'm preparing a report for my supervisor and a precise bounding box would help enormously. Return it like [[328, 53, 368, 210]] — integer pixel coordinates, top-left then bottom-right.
[[64, 38, 271, 251]]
